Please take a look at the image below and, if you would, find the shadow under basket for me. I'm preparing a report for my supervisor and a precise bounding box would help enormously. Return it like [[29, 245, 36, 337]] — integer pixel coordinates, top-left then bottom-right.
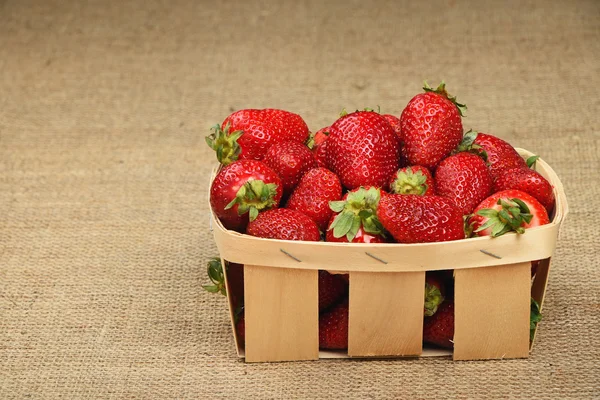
[[210, 148, 568, 363]]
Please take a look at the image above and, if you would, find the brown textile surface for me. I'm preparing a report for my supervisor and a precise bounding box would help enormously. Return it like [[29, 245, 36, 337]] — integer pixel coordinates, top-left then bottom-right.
[[1, 0, 599, 398]]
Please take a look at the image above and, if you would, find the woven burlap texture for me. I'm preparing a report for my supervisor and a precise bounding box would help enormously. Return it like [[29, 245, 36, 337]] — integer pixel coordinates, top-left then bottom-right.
[[1, 0, 599, 398]]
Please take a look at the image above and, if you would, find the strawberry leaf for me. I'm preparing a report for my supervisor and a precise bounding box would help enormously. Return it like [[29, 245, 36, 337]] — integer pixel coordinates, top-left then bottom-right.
[[527, 155, 540, 169]]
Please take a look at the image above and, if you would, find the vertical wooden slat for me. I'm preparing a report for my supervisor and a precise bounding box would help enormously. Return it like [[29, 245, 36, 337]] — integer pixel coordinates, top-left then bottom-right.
[[454, 262, 530, 360], [243, 265, 319, 362], [348, 271, 424, 357]]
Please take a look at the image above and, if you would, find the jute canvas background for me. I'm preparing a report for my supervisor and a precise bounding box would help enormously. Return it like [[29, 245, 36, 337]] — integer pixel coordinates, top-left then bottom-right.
[[1, 0, 599, 398]]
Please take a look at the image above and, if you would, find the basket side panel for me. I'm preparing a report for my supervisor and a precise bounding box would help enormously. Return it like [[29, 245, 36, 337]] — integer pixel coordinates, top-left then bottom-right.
[[348, 271, 424, 357], [244, 265, 319, 362], [454, 262, 530, 360]]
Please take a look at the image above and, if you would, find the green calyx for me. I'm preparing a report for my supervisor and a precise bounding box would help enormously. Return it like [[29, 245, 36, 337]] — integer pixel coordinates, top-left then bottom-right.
[[463, 214, 475, 238], [527, 155, 540, 169], [454, 130, 488, 162], [423, 81, 467, 117], [390, 168, 429, 195], [328, 187, 385, 242], [530, 297, 542, 341], [225, 179, 279, 221], [424, 282, 445, 317], [205, 122, 244, 165], [202, 257, 227, 296], [475, 197, 533, 237]]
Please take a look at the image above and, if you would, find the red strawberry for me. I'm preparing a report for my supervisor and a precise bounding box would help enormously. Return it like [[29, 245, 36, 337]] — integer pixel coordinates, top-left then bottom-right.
[[435, 152, 493, 215], [309, 127, 330, 168], [206, 109, 309, 164], [470, 189, 550, 237], [236, 313, 245, 347], [262, 140, 317, 197], [400, 82, 465, 168], [377, 194, 465, 243], [471, 132, 527, 179], [327, 186, 386, 242], [319, 271, 348, 312], [423, 300, 454, 349], [326, 111, 400, 190], [325, 216, 386, 243], [226, 262, 245, 310], [210, 160, 282, 232], [382, 114, 403, 141], [319, 299, 349, 350], [493, 167, 555, 213], [424, 272, 446, 317], [286, 168, 342, 231], [389, 165, 434, 196], [246, 208, 321, 241]]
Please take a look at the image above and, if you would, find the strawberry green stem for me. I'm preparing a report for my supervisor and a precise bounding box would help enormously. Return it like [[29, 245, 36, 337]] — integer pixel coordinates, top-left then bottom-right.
[[205, 122, 244, 165], [328, 187, 385, 242], [202, 257, 227, 296], [424, 282, 444, 316], [475, 197, 533, 237], [423, 81, 467, 117], [225, 180, 279, 221], [390, 168, 428, 195]]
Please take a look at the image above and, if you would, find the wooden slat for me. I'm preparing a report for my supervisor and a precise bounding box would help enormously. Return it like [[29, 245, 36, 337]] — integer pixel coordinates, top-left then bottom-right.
[[454, 262, 531, 360], [243, 265, 318, 362], [348, 271, 424, 357]]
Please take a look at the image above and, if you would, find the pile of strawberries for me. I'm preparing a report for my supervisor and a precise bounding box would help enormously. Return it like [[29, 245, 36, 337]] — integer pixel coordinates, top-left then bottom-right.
[[206, 82, 552, 351]]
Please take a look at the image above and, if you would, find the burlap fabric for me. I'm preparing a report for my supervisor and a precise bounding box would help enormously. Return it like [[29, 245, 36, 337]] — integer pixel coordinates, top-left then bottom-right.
[[1, 0, 599, 398]]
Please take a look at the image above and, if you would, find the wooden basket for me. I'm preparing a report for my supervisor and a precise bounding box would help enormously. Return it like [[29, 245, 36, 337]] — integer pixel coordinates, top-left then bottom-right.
[[209, 148, 568, 362]]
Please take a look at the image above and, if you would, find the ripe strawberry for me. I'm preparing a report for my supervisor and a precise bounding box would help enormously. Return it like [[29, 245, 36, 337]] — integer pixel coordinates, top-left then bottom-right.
[[206, 109, 309, 164], [389, 165, 434, 196], [319, 299, 349, 350], [435, 152, 493, 215], [424, 272, 446, 317], [326, 111, 400, 190], [382, 114, 403, 141], [325, 216, 386, 243], [470, 132, 527, 179], [286, 168, 342, 231], [319, 270, 348, 311], [236, 313, 245, 347], [309, 127, 330, 168], [327, 186, 386, 242], [493, 167, 555, 213], [400, 82, 465, 168], [210, 160, 282, 232], [470, 189, 550, 237], [377, 194, 465, 243], [262, 140, 317, 197], [423, 300, 454, 349], [246, 208, 321, 241]]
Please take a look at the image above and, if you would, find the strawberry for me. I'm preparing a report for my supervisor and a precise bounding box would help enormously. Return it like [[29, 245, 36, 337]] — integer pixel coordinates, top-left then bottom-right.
[[382, 114, 403, 141], [377, 194, 465, 243], [206, 109, 309, 164], [325, 216, 386, 243], [246, 208, 321, 241], [389, 165, 434, 196], [319, 299, 349, 350], [400, 82, 465, 168], [236, 313, 245, 347], [262, 140, 317, 197], [424, 272, 446, 317], [423, 300, 454, 349], [226, 262, 245, 310], [435, 152, 493, 215], [286, 168, 343, 231], [210, 160, 282, 232], [468, 132, 527, 179], [326, 111, 400, 190], [319, 270, 348, 312], [493, 167, 555, 213], [309, 127, 330, 168], [470, 189, 550, 237], [327, 186, 386, 242]]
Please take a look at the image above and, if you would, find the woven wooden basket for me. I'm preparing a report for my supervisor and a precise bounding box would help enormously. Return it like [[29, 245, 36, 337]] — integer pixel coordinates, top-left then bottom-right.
[[210, 148, 568, 362]]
